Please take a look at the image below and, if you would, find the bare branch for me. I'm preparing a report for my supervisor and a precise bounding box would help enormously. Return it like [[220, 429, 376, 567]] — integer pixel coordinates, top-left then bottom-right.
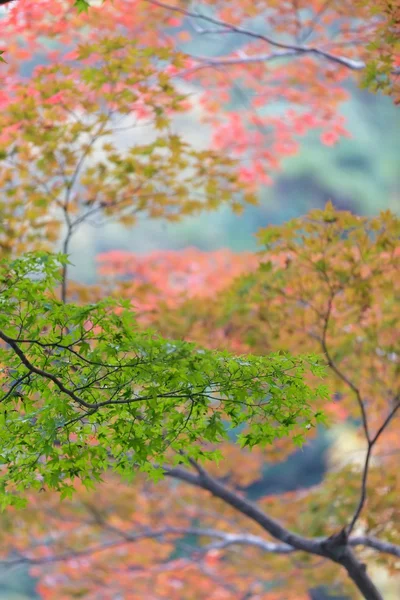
[[165, 463, 333, 555], [370, 395, 400, 446], [146, 0, 399, 75], [0, 525, 294, 570], [350, 535, 400, 559], [165, 463, 384, 600], [188, 48, 366, 71], [57, 117, 111, 303], [317, 293, 385, 537], [348, 394, 400, 535], [300, 0, 334, 42], [320, 294, 370, 441], [348, 444, 373, 536], [2, 474, 394, 599]]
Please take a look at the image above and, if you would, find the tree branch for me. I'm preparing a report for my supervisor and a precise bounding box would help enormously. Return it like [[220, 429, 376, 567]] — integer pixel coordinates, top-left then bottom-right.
[[3, 475, 395, 599], [370, 395, 400, 447], [348, 394, 400, 535], [188, 48, 367, 72], [165, 462, 321, 554], [0, 330, 222, 412], [318, 293, 389, 537], [320, 294, 370, 441], [146, 0, 400, 75], [165, 461, 385, 600], [350, 535, 400, 559], [0, 525, 294, 570], [0, 328, 95, 410]]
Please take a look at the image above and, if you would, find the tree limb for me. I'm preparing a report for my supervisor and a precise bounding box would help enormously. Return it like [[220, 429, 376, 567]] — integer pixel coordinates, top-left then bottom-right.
[[145, 0, 400, 76], [4, 481, 397, 599], [165, 462, 322, 554], [348, 394, 400, 534], [350, 535, 400, 559], [165, 461, 385, 600]]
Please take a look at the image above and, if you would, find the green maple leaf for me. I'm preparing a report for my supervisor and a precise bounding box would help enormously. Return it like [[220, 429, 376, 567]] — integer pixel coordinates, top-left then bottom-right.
[[74, 0, 90, 13]]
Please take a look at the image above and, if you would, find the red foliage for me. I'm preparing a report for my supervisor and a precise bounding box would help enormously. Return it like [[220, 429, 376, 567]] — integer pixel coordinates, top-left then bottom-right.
[[1, 0, 397, 185], [97, 247, 260, 312]]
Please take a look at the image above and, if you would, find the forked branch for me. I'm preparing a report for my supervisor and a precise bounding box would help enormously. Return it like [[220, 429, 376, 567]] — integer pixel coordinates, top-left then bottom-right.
[[165, 461, 384, 600]]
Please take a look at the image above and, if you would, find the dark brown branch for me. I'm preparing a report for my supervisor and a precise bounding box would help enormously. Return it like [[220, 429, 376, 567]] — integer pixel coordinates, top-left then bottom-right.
[[165, 462, 384, 600], [348, 444, 373, 535], [0, 331, 198, 411], [0, 329, 273, 416], [2, 470, 395, 599], [320, 294, 370, 441], [165, 463, 322, 553], [318, 293, 381, 537], [370, 395, 400, 446], [0, 372, 31, 403], [348, 394, 400, 534], [0, 329, 95, 410]]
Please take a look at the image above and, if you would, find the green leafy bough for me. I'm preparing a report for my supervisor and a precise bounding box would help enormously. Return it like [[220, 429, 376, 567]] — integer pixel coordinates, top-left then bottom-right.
[[0, 253, 327, 507]]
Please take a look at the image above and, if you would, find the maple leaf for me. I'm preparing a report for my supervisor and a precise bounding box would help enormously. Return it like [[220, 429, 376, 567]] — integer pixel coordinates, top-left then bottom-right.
[[74, 0, 90, 12]]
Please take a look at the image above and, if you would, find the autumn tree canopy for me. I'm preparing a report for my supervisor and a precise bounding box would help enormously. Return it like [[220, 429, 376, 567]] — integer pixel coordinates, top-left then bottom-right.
[[1, 0, 399, 186], [1, 209, 398, 600], [0, 1, 399, 599]]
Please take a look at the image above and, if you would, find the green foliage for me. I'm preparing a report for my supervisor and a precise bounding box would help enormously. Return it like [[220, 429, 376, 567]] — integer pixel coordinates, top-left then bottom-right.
[[74, 0, 91, 13], [0, 253, 326, 508]]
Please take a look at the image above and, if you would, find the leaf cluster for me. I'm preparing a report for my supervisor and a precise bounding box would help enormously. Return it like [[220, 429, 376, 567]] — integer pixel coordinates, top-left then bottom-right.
[[0, 253, 326, 508]]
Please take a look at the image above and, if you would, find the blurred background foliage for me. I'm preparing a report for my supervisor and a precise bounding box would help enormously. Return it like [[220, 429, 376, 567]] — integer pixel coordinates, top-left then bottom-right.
[[12, 16, 399, 281], [66, 83, 400, 283]]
